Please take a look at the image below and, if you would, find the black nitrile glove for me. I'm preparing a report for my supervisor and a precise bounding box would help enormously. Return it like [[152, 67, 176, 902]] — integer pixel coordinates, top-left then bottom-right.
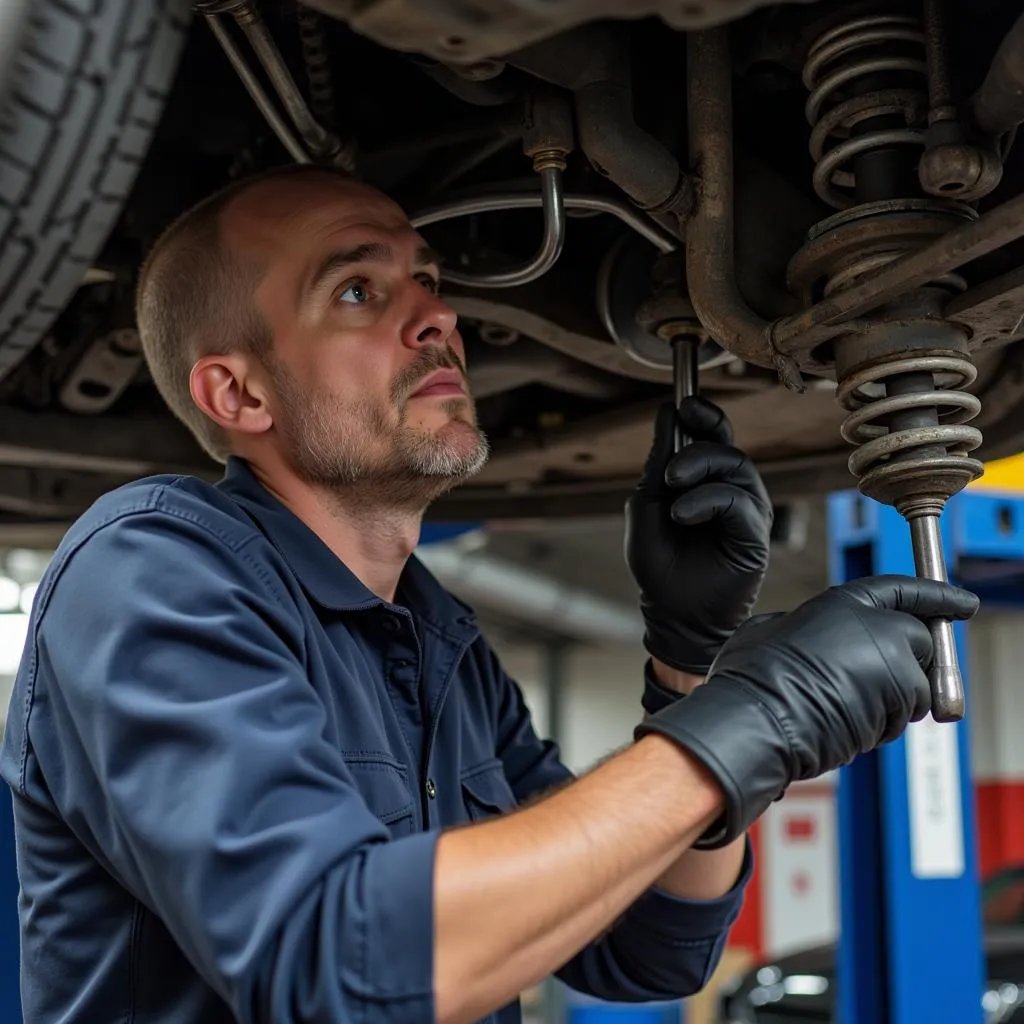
[[635, 575, 980, 849], [624, 398, 773, 675]]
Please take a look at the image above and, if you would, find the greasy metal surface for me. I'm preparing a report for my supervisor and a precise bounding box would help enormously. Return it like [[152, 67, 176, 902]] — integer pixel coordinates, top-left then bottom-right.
[[771, 190, 1024, 362], [203, 14, 310, 163], [835, 338, 984, 508], [945, 265, 1024, 345], [923, 0, 954, 118], [448, 293, 674, 382], [970, 10, 1024, 136], [12, 0, 1024, 535], [301, 0, 821, 65], [521, 90, 574, 162], [917, 136, 1004, 201], [296, 5, 338, 134], [793, 4, 986, 721], [802, 14, 928, 210], [506, 25, 692, 220], [242, 3, 355, 168], [813, 110, 924, 210], [0, 467, 119, 518], [784, 199, 974, 374], [834, 332, 983, 722], [809, 90, 921, 198], [920, 0, 1004, 200], [415, 59, 517, 106], [786, 200, 973, 305], [685, 28, 775, 370], [466, 336, 625, 400], [608, 241, 732, 372], [203, 3, 354, 168], [235, 4, 339, 157], [851, 422, 983, 486]]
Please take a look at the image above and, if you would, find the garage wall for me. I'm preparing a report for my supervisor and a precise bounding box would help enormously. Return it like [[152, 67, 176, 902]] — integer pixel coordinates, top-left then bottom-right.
[[0, 616, 29, 734], [0, 676, 14, 733], [491, 641, 649, 773], [964, 610, 1024, 878], [485, 559, 833, 775]]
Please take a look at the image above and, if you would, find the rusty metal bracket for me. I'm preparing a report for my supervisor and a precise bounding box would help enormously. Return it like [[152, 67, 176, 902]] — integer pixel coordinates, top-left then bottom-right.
[[769, 189, 1024, 361]]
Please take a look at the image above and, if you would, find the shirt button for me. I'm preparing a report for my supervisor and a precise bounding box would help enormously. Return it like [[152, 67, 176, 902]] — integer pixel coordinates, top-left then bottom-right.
[[382, 616, 400, 632], [425, 779, 437, 799]]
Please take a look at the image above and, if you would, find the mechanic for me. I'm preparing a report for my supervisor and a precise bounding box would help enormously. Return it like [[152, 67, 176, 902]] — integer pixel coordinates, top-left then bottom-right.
[[0, 164, 978, 1024]]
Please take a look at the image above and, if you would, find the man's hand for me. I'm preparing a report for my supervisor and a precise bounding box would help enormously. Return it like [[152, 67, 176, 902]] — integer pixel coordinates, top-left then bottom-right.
[[625, 397, 773, 675], [636, 575, 981, 849]]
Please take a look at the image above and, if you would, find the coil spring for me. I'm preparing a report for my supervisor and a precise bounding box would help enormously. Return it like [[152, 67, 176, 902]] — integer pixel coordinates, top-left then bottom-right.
[[814, 200, 973, 301], [297, 5, 337, 134], [836, 353, 983, 490], [804, 14, 929, 210]]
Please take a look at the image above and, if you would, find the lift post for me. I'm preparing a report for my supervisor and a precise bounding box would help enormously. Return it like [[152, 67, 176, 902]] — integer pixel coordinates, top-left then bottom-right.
[[827, 488, 1015, 1024]]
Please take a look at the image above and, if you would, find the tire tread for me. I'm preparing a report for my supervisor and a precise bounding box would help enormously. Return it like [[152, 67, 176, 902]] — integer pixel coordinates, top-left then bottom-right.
[[0, 0, 191, 377]]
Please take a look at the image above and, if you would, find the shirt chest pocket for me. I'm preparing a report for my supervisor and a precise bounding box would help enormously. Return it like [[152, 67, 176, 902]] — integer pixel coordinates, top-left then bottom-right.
[[346, 756, 416, 838], [460, 759, 518, 822]]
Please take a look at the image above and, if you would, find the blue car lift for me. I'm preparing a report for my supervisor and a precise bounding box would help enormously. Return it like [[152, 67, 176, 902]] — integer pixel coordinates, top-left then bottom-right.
[[827, 486, 1024, 1024]]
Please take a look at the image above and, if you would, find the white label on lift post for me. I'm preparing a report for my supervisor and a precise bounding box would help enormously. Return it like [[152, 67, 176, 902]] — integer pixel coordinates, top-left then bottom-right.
[[906, 716, 965, 878]]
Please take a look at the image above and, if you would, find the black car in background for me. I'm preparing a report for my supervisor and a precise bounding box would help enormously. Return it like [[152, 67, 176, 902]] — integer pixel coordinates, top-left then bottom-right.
[[716, 867, 1024, 1024]]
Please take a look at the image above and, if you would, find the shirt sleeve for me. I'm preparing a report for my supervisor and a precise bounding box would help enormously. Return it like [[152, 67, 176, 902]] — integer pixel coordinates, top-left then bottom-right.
[[490, 647, 752, 1002], [19, 502, 438, 1024]]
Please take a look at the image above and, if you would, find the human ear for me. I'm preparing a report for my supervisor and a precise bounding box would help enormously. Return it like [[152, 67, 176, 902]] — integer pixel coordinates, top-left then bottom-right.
[[189, 353, 273, 437]]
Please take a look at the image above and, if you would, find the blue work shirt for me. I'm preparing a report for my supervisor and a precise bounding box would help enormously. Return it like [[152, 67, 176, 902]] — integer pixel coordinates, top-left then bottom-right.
[[1, 457, 750, 1024]]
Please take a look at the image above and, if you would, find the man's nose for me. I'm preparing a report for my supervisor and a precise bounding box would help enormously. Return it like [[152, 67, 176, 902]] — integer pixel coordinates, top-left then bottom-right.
[[401, 285, 458, 349]]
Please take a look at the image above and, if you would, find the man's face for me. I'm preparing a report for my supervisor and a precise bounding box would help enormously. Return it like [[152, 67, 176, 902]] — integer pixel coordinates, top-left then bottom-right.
[[223, 174, 489, 505]]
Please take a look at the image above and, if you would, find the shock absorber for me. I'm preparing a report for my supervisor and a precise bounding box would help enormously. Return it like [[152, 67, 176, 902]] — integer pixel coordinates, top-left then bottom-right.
[[788, 9, 984, 721]]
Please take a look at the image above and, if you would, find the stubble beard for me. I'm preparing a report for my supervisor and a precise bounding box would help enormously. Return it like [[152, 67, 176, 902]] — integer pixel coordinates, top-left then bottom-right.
[[266, 348, 490, 512]]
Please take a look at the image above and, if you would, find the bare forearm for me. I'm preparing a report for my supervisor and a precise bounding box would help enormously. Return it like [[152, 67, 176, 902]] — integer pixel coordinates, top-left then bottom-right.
[[647, 658, 748, 900], [655, 834, 747, 899], [432, 734, 723, 1024]]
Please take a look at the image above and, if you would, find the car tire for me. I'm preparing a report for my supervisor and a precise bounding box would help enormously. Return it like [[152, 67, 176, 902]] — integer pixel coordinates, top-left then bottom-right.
[[0, 0, 193, 381]]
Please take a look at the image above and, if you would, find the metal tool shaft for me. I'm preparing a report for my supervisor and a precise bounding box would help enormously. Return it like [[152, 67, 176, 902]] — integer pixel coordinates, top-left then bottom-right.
[[908, 513, 965, 722], [672, 337, 700, 451]]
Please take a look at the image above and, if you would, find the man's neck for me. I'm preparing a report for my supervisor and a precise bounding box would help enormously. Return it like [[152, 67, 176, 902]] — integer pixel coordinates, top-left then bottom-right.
[[249, 462, 424, 603]]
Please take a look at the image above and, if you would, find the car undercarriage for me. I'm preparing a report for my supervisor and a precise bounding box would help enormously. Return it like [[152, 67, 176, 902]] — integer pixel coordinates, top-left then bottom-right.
[[1, 0, 1024, 534]]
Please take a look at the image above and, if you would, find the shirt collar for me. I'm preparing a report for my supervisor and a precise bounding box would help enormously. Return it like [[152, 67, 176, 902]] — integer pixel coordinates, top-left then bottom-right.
[[217, 457, 478, 630]]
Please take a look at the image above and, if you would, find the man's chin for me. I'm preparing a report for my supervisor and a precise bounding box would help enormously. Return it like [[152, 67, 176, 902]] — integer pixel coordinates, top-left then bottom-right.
[[417, 423, 489, 481]]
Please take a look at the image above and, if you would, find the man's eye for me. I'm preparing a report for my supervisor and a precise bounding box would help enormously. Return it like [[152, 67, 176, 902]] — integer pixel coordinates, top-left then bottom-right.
[[338, 280, 370, 304], [418, 275, 440, 295]]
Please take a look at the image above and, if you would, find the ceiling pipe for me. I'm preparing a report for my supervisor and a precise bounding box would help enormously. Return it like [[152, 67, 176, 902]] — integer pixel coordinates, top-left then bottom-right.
[[414, 540, 644, 646]]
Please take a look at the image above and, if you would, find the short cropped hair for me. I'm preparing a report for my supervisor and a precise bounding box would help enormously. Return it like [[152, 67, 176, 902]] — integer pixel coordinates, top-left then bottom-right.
[[135, 163, 352, 463]]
